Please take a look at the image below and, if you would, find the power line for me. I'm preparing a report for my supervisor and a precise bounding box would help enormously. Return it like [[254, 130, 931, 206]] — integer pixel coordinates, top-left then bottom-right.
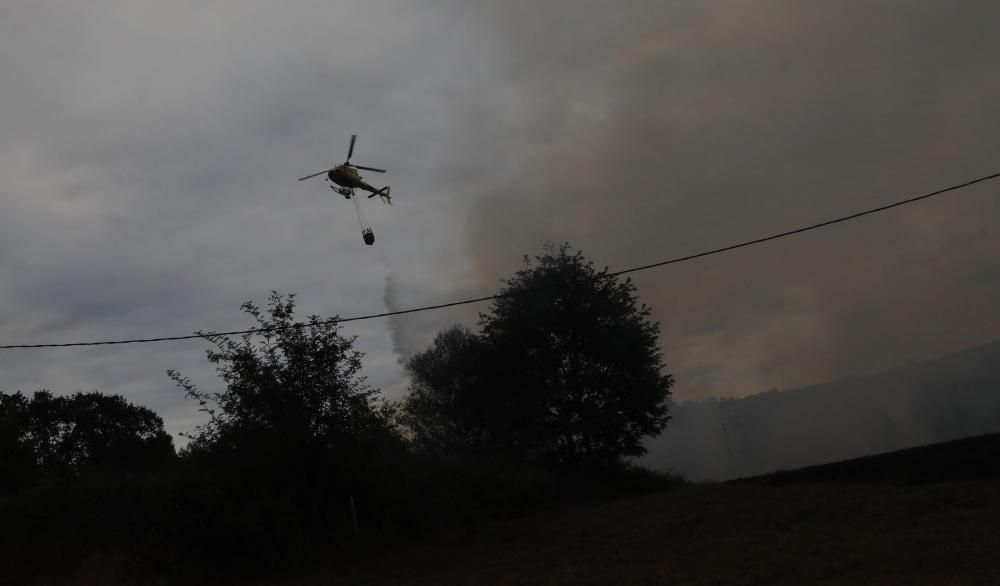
[[608, 171, 1000, 276], [1, 170, 997, 350]]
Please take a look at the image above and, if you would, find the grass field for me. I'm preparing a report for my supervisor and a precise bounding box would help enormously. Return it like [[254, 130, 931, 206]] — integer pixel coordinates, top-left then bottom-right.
[[50, 435, 1000, 585], [266, 435, 1000, 585]]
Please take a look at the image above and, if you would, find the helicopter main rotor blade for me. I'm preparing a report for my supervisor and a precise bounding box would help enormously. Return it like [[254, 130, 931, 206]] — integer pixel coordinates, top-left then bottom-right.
[[350, 164, 386, 173], [346, 134, 357, 163], [298, 169, 331, 181]]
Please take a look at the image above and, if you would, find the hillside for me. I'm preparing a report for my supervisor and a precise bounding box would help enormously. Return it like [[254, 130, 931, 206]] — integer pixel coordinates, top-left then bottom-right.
[[749, 430, 1000, 484], [643, 339, 1000, 480], [265, 434, 1000, 586]]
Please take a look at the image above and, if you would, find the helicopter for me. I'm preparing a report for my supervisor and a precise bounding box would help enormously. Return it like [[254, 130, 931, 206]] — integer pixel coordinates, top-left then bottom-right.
[[298, 135, 391, 245], [298, 134, 392, 205]]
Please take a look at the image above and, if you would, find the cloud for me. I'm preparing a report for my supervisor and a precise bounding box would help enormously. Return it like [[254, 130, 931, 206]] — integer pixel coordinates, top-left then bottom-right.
[[0, 0, 493, 434], [413, 0, 1000, 400]]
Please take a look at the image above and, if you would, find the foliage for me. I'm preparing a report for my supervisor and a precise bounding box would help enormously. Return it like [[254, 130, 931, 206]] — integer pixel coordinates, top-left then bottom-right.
[[0, 287, 683, 584], [404, 243, 674, 469], [400, 325, 495, 453], [0, 390, 174, 493], [161, 292, 404, 573], [168, 291, 396, 462]]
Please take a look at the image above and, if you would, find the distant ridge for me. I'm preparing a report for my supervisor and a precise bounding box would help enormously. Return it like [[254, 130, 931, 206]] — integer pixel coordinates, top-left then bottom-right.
[[642, 339, 1000, 481], [744, 430, 1000, 484]]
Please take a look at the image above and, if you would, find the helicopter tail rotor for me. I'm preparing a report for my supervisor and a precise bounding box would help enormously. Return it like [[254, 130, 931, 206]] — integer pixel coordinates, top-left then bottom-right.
[[368, 185, 391, 205]]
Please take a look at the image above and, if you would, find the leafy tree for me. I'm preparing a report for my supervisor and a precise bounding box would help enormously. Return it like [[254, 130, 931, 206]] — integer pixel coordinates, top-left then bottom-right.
[[0, 390, 175, 492], [166, 293, 402, 568], [169, 291, 396, 463], [0, 392, 34, 492], [404, 243, 673, 469], [401, 325, 494, 452]]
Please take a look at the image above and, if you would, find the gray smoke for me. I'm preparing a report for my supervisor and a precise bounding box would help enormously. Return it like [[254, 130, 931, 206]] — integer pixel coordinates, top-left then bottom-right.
[[382, 269, 481, 367], [438, 1, 1000, 402], [642, 339, 1000, 481], [383, 273, 418, 362]]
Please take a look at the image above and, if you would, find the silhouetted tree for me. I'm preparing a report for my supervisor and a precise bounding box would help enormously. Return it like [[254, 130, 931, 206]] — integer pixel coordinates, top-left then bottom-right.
[[169, 292, 396, 463], [165, 293, 403, 568], [0, 392, 34, 493], [401, 325, 495, 452], [0, 390, 174, 492], [404, 243, 673, 469]]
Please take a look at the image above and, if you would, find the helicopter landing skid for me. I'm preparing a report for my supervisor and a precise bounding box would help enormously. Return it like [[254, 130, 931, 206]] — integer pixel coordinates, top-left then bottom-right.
[[329, 184, 355, 199]]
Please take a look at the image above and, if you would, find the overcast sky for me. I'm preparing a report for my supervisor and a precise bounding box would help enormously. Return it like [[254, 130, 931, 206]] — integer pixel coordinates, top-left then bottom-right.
[[1, 1, 999, 443]]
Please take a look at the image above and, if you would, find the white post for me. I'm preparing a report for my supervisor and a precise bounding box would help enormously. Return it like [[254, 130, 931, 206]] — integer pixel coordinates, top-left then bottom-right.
[[349, 495, 359, 535]]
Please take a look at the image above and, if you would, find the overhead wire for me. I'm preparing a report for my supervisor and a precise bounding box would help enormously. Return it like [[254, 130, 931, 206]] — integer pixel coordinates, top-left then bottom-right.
[[1, 170, 997, 350]]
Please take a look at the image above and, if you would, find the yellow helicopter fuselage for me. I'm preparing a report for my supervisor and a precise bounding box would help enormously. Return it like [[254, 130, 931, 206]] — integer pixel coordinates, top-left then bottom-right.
[[328, 165, 372, 190]]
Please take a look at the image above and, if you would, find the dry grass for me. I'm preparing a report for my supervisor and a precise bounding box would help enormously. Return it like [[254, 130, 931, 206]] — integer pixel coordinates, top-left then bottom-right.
[[38, 434, 1000, 585], [269, 478, 1000, 585]]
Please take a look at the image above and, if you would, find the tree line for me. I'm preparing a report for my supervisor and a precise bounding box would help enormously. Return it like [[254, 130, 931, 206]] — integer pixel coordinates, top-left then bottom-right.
[[0, 244, 677, 583]]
